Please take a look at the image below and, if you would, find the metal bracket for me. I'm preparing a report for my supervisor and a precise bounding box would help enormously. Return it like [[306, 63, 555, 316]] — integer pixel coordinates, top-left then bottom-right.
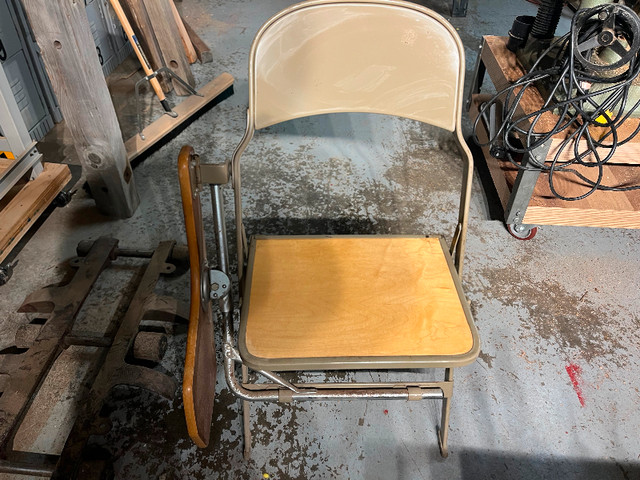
[[0, 144, 42, 200], [505, 141, 551, 225], [407, 387, 423, 401], [466, 41, 486, 111], [209, 269, 231, 300], [224, 343, 242, 362], [256, 369, 314, 396], [199, 162, 230, 185]]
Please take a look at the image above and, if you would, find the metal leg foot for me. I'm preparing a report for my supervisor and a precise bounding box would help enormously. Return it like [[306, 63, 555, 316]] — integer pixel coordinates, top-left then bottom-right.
[[437, 425, 450, 458], [157, 66, 202, 97]]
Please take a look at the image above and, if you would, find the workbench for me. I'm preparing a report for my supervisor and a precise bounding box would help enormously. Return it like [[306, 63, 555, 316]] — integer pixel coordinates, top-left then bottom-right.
[[468, 36, 640, 238], [0, 63, 72, 276]]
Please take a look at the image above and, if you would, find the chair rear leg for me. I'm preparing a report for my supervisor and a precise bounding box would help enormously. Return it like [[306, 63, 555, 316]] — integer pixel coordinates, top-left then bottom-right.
[[437, 368, 453, 458]]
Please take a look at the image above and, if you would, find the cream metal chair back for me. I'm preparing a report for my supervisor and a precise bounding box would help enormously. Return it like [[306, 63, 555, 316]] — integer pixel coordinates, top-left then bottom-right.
[[232, 0, 474, 275], [251, 2, 463, 130]]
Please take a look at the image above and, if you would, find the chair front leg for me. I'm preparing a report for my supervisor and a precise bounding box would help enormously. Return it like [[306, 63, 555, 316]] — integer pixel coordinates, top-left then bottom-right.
[[438, 368, 453, 458], [242, 364, 252, 459]]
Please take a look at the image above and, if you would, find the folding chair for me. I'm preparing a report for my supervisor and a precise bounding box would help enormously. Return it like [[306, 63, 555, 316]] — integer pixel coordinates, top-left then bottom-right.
[[178, 0, 480, 458]]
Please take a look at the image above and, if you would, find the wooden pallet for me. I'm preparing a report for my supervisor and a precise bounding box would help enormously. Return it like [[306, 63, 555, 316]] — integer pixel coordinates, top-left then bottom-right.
[[0, 162, 72, 263]]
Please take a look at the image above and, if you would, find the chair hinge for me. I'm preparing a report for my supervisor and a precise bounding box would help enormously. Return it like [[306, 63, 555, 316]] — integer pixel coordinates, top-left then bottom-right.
[[278, 389, 294, 403], [407, 387, 423, 401]]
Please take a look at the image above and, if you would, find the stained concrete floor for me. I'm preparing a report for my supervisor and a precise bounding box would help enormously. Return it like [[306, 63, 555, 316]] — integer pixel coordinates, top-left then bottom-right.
[[1, 0, 640, 479]]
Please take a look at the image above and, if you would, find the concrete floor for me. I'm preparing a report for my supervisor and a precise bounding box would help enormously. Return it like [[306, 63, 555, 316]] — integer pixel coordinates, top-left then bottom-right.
[[1, 0, 639, 478]]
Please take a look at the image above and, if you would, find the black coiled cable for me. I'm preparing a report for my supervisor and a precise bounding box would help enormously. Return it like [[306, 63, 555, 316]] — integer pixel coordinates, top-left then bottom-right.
[[473, 4, 640, 201]]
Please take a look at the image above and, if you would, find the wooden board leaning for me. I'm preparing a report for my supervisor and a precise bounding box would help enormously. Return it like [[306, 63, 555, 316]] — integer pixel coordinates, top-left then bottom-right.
[[0, 163, 72, 263]]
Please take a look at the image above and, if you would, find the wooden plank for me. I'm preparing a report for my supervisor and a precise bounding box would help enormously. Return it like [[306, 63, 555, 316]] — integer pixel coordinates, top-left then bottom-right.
[[524, 205, 640, 228], [126, 72, 234, 162], [0, 163, 71, 263], [549, 137, 640, 166], [170, 0, 197, 64], [182, 18, 213, 64], [119, 0, 172, 93], [22, 0, 139, 218], [142, 0, 195, 96], [245, 237, 473, 360], [0, 158, 13, 179]]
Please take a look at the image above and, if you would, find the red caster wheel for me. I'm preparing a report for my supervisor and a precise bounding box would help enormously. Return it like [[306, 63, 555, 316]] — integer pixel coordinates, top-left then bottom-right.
[[507, 223, 538, 240]]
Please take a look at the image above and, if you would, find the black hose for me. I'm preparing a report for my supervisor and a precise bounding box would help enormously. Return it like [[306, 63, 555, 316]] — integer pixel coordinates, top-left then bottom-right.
[[531, 0, 565, 39]]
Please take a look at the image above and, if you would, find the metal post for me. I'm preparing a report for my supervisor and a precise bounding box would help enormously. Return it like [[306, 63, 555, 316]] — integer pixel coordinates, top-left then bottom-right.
[[0, 65, 33, 154], [504, 142, 551, 227], [466, 41, 487, 111], [210, 184, 233, 327]]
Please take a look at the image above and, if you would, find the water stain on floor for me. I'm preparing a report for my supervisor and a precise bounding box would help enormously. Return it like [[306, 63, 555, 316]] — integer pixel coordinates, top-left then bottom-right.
[[474, 264, 634, 368]]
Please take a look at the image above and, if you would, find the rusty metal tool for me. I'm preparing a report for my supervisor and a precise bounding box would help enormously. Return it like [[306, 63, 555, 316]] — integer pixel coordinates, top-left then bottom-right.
[[0, 237, 188, 478]]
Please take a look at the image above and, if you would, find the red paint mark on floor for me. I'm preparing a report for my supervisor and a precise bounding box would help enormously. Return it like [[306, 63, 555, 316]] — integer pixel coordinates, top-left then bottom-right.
[[383, 409, 388, 415], [565, 364, 585, 407]]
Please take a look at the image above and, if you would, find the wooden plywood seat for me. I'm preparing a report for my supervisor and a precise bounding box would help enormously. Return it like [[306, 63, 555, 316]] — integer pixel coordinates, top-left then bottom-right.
[[239, 236, 477, 371]]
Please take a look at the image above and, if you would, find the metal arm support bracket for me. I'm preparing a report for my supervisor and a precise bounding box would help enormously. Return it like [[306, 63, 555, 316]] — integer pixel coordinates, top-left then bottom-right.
[[198, 162, 230, 186], [223, 344, 450, 402]]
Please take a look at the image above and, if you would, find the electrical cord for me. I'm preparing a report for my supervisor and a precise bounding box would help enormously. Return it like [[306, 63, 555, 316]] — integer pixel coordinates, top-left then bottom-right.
[[473, 3, 640, 201]]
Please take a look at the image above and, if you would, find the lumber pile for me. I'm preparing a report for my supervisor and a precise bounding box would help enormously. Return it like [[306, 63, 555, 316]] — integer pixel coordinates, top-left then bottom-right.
[[0, 163, 71, 263], [118, 0, 213, 95]]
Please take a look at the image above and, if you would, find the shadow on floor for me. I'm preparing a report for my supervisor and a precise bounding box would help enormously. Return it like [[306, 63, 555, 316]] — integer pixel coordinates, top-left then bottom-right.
[[456, 448, 640, 480]]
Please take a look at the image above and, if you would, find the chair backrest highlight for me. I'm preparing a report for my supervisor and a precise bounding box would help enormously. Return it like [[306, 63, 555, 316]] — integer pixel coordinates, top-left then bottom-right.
[[249, 0, 465, 131]]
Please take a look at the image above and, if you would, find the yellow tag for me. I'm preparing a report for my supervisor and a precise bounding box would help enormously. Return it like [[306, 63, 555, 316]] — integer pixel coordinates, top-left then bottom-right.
[[594, 110, 613, 125], [0, 151, 15, 160]]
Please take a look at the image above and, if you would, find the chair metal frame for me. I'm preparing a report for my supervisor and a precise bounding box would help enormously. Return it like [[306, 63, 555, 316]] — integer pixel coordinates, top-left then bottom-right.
[[179, 0, 479, 458]]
